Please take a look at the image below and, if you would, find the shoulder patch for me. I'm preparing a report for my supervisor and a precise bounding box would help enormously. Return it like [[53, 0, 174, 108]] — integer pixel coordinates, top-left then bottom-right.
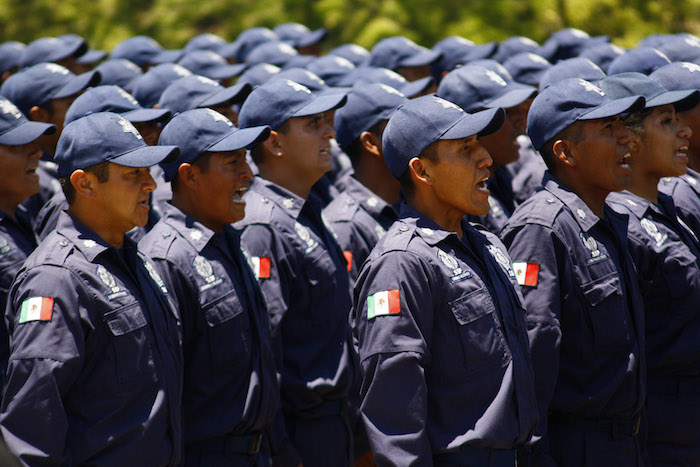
[[19, 297, 54, 323], [512, 262, 539, 286], [367, 290, 400, 319]]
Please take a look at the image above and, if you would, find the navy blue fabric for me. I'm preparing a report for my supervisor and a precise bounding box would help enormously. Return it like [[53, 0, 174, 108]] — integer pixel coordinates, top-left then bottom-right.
[[1, 211, 183, 466], [607, 190, 700, 466], [469, 166, 518, 235], [353, 203, 538, 465], [140, 205, 280, 462], [658, 169, 700, 238], [235, 177, 358, 466], [500, 173, 646, 466], [507, 136, 547, 205]]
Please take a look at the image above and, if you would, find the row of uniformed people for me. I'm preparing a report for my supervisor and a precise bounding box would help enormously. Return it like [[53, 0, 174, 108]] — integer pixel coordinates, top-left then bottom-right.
[[0, 26, 700, 467]]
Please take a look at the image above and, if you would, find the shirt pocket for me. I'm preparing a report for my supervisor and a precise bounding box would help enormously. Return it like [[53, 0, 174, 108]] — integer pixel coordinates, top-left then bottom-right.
[[304, 250, 343, 326], [580, 272, 631, 350], [202, 290, 250, 368], [104, 302, 156, 384], [449, 287, 511, 374]]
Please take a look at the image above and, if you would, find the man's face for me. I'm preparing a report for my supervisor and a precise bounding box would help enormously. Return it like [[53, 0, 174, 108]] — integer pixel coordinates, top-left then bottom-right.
[[423, 135, 493, 216], [35, 96, 76, 155], [277, 112, 334, 181], [91, 163, 156, 233], [194, 149, 254, 228], [0, 142, 42, 209], [633, 105, 692, 178], [133, 121, 162, 146], [675, 102, 700, 171], [568, 116, 634, 193], [479, 110, 520, 168]]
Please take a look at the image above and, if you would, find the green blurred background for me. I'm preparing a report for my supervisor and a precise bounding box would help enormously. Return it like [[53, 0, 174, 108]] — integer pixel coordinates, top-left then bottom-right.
[[1, 0, 698, 51]]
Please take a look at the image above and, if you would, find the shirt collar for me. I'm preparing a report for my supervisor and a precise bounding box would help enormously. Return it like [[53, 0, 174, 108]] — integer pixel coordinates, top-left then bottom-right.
[[56, 211, 118, 262], [250, 176, 307, 220], [398, 203, 467, 246], [162, 204, 217, 253], [542, 171, 602, 232], [344, 177, 398, 219]]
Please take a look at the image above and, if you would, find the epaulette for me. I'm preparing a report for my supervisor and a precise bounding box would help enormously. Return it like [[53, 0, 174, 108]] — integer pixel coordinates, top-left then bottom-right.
[[236, 193, 274, 226], [144, 227, 179, 260], [27, 233, 73, 267], [323, 192, 361, 223], [379, 221, 414, 253], [522, 195, 563, 228]]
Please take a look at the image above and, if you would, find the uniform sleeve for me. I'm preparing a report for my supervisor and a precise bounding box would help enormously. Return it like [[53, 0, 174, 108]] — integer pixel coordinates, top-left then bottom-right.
[[353, 251, 435, 466], [501, 224, 563, 466], [1, 266, 85, 466]]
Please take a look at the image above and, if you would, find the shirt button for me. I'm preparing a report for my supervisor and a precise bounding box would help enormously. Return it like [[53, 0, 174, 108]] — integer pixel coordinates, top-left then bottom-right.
[[262, 197, 269, 204], [59, 240, 68, 247], [546, 198, 555, 204], [162, 231, 171, 238], [399, 225, 408, 232]]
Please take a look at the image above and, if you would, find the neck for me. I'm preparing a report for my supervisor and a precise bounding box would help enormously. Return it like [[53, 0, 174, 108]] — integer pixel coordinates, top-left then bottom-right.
[[258, 164, 315, 199], [687, 148, 700, 172], [353, 156, 400, 205], [625, 167, 660, 204], [555, 169, 609, 218], [68, 204, 126, 249], [408, 195, 464, 238], [171, 191, 224, 232], [0, 199, 19, 220]]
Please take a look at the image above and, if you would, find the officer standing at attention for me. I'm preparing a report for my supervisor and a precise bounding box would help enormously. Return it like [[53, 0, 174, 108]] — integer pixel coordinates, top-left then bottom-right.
[[499, 79, 647, 466], [235, 79, 358, 467], [1, 112, 184, 466], [0, 97, 55, 389], [354, 95, 538, 466], [139, 108, 287, 466]]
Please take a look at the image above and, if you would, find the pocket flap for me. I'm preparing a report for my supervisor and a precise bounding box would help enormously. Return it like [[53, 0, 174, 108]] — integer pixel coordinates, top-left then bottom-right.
[[105, 303, 147, 336], [449, 287, 496, 325], [203, 290, 243, 327], [581, 273, 621, 307]]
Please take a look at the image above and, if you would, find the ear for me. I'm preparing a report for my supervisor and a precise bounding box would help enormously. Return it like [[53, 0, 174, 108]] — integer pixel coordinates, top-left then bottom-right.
[[29, 105, 51, 123], [552, 139, 576, 168], [70, 170, 98, 199], [176, 163, 198, 189], [262, 130, 283, 158], [408, 156, 433, 187], [359, 131, 381, 157]]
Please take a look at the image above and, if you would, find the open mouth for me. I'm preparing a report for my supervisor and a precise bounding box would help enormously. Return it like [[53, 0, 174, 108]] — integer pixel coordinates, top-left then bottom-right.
[[476, 175, 490, 194], [232, 186, 247, 204], [618, 152, 631, 170], [320, 147, 331, 159], [674, 146, 689, 162]]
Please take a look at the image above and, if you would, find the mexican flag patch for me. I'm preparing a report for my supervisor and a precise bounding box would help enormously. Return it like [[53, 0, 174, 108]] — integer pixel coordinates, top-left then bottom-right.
[[19, 297, 54, 323], [251, 257, 271, 279], [367, 290, 400, 319], [512, 262, 539, 287]]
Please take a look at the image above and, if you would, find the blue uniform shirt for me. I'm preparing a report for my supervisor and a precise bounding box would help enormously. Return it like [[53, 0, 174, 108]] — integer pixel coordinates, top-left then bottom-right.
[[500, 172, 646, 465], [354, 203, 538, 465], [607, 191, 700, 376], [322, 177, 398, 286], [234, 177, 358, 414], [139, 204, 280, 444], [1, 211, 184, 466], [658, 169, 700, 238], [507, 135, 546, 205]]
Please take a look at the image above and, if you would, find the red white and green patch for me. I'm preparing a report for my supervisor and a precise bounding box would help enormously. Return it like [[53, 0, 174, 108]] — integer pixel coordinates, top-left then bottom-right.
[[251, 257, 271, 279], [19, 297, 54, 323], [367, 290, 400, 320], [512, 262, 539, 287]]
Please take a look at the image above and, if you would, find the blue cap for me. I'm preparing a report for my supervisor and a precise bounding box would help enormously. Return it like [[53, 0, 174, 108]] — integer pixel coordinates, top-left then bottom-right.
[[65, 85, 171, 125], [0, 63, 101, 115], [502, 52, 551, 87], [335, 83, 408, 149], [656, 35, 700, 63], [238, 79, 347, 130], [158, 108, 270, 181], [225, 28, 279, 63], [236, 63, 281, 88], [184, 33, 228, 53], [494, 36, 540, 63], [383, 95, 505, 178], [538, 57, 605, 90], [271, 68, 327, 91], [539, 28, 609, 63], [650, 62, 700, 92], [0, 42, 25, 74], [55, 112, 179, 177], [438, 65, 537, 113], [598, 72, 699, 112], [638, 34, 670, 49], [110, 36, 182, 67], [368, 37, 442, 71], [431, 37, 497, 78], [94, 59, 143, 88], [20, 36, 87, 69], [527, 78, 645, 151], [274, 23, 327, 48], [466, 59, 513, 81], [246, 41, 298, 68], [607, 48, 671, 76], [328, 44, 370, 66], [127, 63, 192, 108], [77, 49, 107, 65], [579, 43, 626, 73], [306, 55, 356, 86], [338, 66, 433, 98], [0, 97, 55, 145], [178, 50, 246, 80], [158, 75, 251, 116]]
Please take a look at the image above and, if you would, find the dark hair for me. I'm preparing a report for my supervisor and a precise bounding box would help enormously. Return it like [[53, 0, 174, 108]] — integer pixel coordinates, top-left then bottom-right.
[[60, 161, 110, 204], [538, 120, 586, 173], [622, 108, 653, 136], [250, 119, 290, 165], [343, 119, 387, 165], [398, 142, 439, 201], [170, 151, 215, 192]]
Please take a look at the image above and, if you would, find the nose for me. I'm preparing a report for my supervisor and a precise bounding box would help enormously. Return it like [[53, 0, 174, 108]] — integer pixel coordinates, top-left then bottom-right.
[[241, 158, 254, 181], [143, 170, 157, 193], [678, 121, 692, 140], [322, 116, 335, 140], [476, 143, 493, 169]]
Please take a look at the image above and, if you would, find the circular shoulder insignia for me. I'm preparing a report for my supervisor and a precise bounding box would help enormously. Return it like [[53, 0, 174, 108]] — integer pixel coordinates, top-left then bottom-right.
[[144, 261, 168, 293], [438, 249, 459, 270], [193, 255, 214, 279], [96, 265, 117, 289], [294, 221, 311, 243]]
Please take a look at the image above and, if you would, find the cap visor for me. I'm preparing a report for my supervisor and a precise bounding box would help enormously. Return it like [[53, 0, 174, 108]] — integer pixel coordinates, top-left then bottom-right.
[[464, 42, 499, 61], [317, 86, 350, 97], [441, 107, 505, 140], [111, 144, 180, 168], [401, 76, 433, 98], [152, 49, 183, 65], [294, 92, 347, 117], [122, 107, 171, 123], [581, 95, 645, 120], [399, 50, 442, 68], [54, 70, 101, 99], [200, 82, 252, 107], [0, 121, 56, 145], [296, 29, 328, 48], [487, 85, 537, 109], [207, 63, 248, 80], [646, 89, 700, 112], [208, 125, 271, 152], [77, 49, 107, 64]]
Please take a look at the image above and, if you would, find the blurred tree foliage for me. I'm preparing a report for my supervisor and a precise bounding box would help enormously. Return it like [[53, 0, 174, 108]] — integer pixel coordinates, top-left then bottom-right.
[[1, 0, 699, 52]]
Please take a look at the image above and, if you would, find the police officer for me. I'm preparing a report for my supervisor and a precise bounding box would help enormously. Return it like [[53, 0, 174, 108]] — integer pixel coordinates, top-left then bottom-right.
[[0, 97, 55, 389], [235, 79, 358, 467], [1, 112, 184, 466], [354, 95, 538, 466], [139, 108, 285, 466], [500, 79, 647, 466], [598, 72, 700, 466]]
